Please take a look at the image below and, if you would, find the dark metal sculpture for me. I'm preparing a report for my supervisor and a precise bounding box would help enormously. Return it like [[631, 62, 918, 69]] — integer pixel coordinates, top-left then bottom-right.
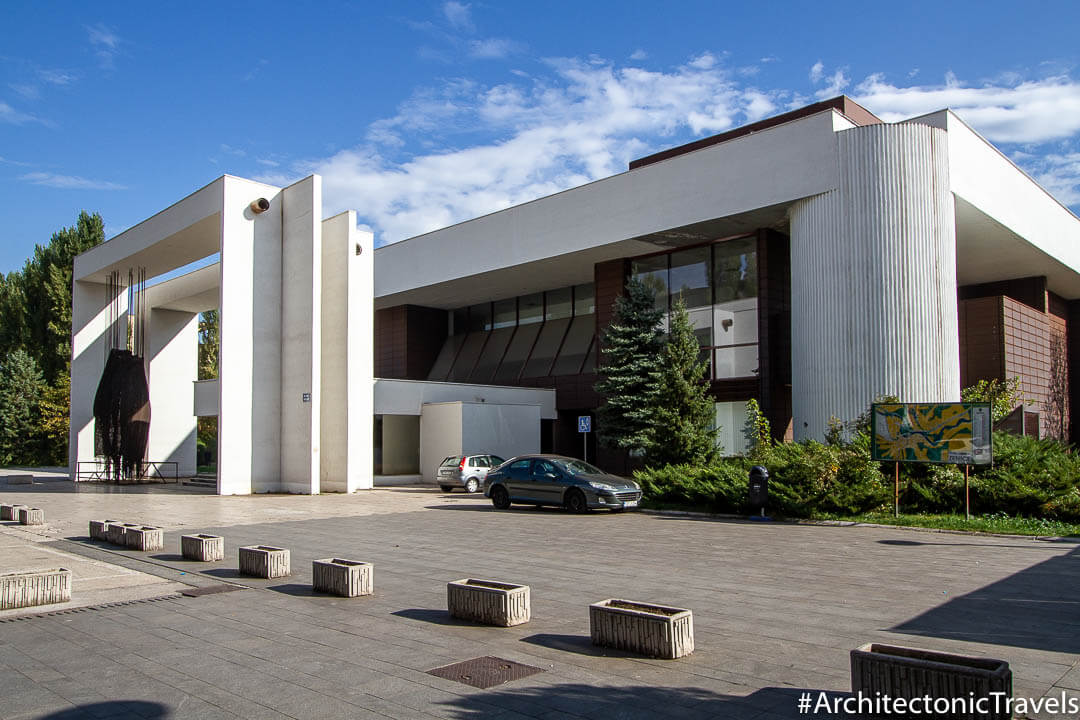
[[92, 269, 151, 482]]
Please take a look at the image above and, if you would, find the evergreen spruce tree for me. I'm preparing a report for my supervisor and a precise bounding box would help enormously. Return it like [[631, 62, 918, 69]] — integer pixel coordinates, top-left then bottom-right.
[[594, 278, 664, 456], [0, 350, 47, 465], [647, 297, 717, 466]]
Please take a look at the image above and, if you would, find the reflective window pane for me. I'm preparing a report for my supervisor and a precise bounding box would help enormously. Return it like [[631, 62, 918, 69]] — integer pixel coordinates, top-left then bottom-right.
[[715, 401, 751, 456], [573, 283, 595, 316], [669, 247, 710, 310], [631, 255, 668, 313], [470, 327, 514, 383], [713, 237, 757, 302], [545, 287, 572, 320], [495, 322, 541, 382], [493, 298, 516, 329], [522, 317, 571, 377], [519, 293, 543, 325], [469, 303, 492, 332], [448, 332, 488, 381], [551, 314, 594, 376], [427, 334, 465, 381], [712, 344, 758, 379]]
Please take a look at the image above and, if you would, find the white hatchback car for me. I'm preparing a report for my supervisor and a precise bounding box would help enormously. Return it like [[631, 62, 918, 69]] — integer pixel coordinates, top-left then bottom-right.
[[437, 454, 506, 493]]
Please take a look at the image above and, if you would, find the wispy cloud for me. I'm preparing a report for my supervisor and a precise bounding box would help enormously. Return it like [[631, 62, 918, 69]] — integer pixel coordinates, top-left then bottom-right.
[[0, 156, 33, 167], [87, 23, 121, 69], [1027, 152, 1080, 206], [413, 2, 521, 62], [809, 62, 849, 98], [468, 38, 519, 59], [630, 49, 648, 61], [443, 1, 474, 32], [21, 172, 127, 190], [0, 100, 47, 125], [809, 61, 824, 84]]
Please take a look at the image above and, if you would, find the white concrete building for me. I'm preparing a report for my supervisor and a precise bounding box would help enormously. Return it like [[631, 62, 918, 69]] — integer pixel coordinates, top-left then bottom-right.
[[70, 97, 1080, 491]]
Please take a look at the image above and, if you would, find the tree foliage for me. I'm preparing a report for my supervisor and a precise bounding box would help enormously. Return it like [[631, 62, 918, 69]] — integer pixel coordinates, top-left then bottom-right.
[[594, 278, 664, 456], [198, 309, 219, 380], [647, 297, 717, 466], [0, 211, 104, 465], [961, 376, 1025, 423]]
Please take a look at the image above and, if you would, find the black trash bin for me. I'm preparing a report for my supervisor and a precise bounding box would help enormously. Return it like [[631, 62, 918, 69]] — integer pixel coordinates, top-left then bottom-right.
[[748, 465, 769, 517]]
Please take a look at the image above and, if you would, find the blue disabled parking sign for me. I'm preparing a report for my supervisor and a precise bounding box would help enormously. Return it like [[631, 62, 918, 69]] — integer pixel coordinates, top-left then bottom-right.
[[578, 416, 591, 433]]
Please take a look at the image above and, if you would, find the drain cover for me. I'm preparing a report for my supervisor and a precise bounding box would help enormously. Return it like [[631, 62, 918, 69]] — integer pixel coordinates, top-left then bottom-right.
[[180, 584, 245, 597], [427, 656, 545, 689]]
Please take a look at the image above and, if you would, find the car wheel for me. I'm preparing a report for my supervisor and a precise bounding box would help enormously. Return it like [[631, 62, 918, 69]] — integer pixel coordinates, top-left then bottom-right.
[[565, 488, 589, 514], [465, 477, 480, 494], [439, 485, 453, 493], [491, 485, 511, 510]]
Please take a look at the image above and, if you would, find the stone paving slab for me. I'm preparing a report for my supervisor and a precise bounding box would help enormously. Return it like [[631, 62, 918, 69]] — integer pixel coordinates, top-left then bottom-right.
[[1, 485, 1079, 718]]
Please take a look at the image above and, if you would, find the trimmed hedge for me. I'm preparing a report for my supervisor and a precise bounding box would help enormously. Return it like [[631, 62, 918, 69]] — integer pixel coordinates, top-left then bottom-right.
[[636, 431, 1080, 521]]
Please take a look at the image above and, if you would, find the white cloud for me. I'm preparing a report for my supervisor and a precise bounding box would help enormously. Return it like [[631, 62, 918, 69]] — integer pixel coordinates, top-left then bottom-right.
[[468, 38, 518, 59], [815, 69, 849, 99], [0, 101, 45, 125], [87, 23, 121, 69], [264, 55, 786, 246], [809, 61, 824, 84], [854, 73, 1080, 143], [1025, 152, 1080, 206], [630, 49, 648, 61], [443, 1, 474, 32], [21, 172, 127, 190]]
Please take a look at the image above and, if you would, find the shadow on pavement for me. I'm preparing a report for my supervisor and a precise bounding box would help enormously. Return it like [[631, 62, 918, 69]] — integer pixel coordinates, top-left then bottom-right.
[[266, 583, 319, 597], [38, 701, 169, 719], [877, 538, 1059, 550], [520, 632, 641, 658], [436, 682, 851, 719], [392, 608, 479, 626], [893, 543, 1080, 653]]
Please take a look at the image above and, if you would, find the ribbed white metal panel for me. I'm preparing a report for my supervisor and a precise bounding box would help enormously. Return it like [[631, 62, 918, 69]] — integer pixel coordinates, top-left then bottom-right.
[[789, 123, 959, 440]]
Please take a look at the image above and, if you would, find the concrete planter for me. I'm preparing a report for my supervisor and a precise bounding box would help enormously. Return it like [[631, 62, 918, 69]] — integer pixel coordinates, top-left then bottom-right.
[[107, 522, 140, 546], [89, 520, 122, 542], [447, 578, 531, 627], [589, 599, 694, 659], [124, 526, 164, 551], [17, 507, 44, 526], [181, 534, 224, 562], [1, 504, 28, 521], [0, 568, 71, 610], [238, 545, 290, 579], [851, 643, 1012, 720], [312, 558, 373, 597], [5, 474, 33, 485]]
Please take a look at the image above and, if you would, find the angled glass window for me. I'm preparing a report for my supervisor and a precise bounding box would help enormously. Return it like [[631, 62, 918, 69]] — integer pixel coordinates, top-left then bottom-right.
[[631, 254, 668, 313], [574, 283, 595, 316], [519, 293, 543, 325], [522, 317, 571, 378], [669, 246, 711, 310], [448, 331, 488, 381], [494, 322, 541, 382], [552, 314, 595, 376], [470, 326, 515, 383], [427, 334, 465, 381], [545, 287, 572, 320]]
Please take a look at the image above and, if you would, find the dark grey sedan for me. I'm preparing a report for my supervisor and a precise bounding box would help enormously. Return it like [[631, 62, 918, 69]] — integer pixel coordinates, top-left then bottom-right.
[[483, 455, 642, 513]]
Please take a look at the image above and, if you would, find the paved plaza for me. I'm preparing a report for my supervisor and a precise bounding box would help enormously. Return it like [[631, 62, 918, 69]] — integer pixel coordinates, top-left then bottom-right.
[[1, 480, 1079, 719]]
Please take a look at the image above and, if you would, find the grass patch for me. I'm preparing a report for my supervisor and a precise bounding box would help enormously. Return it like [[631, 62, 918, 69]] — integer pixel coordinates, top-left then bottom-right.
[[821, 512, 1080, 537]]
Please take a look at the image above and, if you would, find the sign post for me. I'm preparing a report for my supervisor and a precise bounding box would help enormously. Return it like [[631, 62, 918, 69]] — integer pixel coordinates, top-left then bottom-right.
[[578, 416, 591, 463]]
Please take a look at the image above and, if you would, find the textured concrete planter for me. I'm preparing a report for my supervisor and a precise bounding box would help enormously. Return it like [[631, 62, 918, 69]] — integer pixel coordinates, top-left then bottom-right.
[[89, 520, 122, 542], [18, 507, 44, 525], [5, 474, 33, 485], [107, 522, 140, 546], [239, 545, 290, 578], [447, 578, 531, 627], [312, 558, 373, 597], [181, 534, 224, 562], [124, 526, 164, 551], [851, 643, 1012, 720], [589, 599, 694, 659], [0, 568, 71, 610], [1, 504, 27, 521]]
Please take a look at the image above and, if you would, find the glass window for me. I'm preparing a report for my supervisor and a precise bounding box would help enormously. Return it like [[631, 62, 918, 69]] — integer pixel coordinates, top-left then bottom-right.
[[493, 299, 516, 329], [469, 303, 492, 332], [427, 334, 465, 380], [495, 322, 541, 382], [713, 344, 758, 379], [581, 336, 597, 374], [713, 237, 757, 303], [447, 332, 488, 381], [715, 401, 751, 456], [573, 283, 595, 316], [669, 246, 711, 310], [509, 459, 530, 471], [545, 287, 572, 320], [469, 326, 515, 383], [551, 314, 595, 376], [451, 308, 469, 336], [522, 317, 572, 377], [519, 293, 543, 325], [488, 455, 506, 466], [631, 254, 668, 313]]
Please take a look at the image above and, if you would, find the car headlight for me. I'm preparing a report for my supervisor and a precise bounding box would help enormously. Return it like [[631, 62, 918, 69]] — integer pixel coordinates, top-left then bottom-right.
[[589, 481, 615, 492]]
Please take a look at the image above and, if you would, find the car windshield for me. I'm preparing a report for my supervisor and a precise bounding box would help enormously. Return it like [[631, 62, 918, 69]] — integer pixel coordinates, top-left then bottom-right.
[[439, 456, 462, 467], [552, 459, 605, 476]]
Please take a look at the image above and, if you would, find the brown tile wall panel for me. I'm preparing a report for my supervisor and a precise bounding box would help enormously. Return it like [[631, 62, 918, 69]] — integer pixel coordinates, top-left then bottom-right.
[[959, 276, 1047, 312], [1068, 300, 1080, 444], [1001, 296, 1070, 440], [757, 229, 791, 441], [958, 296, 1004, 387], [373, 305, 449, 380], [594, 259, 628, 369]]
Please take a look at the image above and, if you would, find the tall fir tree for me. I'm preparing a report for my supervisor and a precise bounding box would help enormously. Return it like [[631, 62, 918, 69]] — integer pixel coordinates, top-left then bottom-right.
[[594, 278, 664, 456], [647, 297, 718, 466], [0, 350, 47, 465]]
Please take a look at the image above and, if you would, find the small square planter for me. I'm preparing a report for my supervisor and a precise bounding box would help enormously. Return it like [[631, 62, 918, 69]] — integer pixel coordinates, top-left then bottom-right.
[[589, 599, 694, 659], [0, 568, 71, 610], [1, 504, 27, 521], [107, 522, 140, 546], [5, 474, 33, 485], [447, 578, 531, 627], [18, 507, 44, 526], [124, 526, 164, 551], [181, 534, 224, 562], [238, 545, 290, 579], [851, 643, 1012, 720], [313, 558, 373, 597], [89, 520, 122, 542]]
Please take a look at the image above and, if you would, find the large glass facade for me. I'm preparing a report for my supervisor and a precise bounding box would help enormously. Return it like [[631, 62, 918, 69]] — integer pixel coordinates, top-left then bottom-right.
[[429, 283, 597, 383], [631, 235, 759, 381]]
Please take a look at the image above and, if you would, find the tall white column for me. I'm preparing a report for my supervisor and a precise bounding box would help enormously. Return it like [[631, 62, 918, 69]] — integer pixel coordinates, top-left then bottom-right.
[[320, 211, 373, 492], [146, 308, 198, 476], [789, 122, 959, 440], [69, 279, 127, 476]]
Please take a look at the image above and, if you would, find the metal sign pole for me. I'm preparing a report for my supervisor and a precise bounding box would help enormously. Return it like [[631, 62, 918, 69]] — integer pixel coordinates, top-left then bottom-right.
[[894, 462, 900, 518], [583, 432, 587, 464], [965, 464, 970, 521]]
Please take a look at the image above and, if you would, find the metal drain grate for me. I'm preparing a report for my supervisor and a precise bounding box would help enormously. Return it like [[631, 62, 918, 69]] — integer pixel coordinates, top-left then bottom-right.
[[427, 656, 545, 689], [180, 584, 246, 597]]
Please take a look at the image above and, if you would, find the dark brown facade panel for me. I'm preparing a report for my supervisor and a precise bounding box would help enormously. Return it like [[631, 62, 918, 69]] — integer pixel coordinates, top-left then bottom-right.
[[959, 277, 1047, 313]]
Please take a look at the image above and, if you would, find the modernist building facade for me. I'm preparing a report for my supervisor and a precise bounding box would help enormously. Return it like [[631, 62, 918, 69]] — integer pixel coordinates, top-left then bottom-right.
[[69, 96, 1080, 492]]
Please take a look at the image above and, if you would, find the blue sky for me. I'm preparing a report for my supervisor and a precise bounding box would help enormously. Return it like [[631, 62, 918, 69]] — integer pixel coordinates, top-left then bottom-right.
[[2, 1, 1079, 275]]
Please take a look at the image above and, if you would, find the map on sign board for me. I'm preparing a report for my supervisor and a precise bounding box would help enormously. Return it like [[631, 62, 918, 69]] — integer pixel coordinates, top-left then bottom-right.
[[871, 403, 992, 465]]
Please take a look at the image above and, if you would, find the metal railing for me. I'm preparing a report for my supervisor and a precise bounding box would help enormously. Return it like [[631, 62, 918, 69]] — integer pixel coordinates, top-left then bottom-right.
[[75, 460, 179, 484]]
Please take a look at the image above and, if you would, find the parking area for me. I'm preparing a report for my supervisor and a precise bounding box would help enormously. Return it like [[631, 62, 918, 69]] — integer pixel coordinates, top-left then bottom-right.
[[1, 483, 1079, 719]]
